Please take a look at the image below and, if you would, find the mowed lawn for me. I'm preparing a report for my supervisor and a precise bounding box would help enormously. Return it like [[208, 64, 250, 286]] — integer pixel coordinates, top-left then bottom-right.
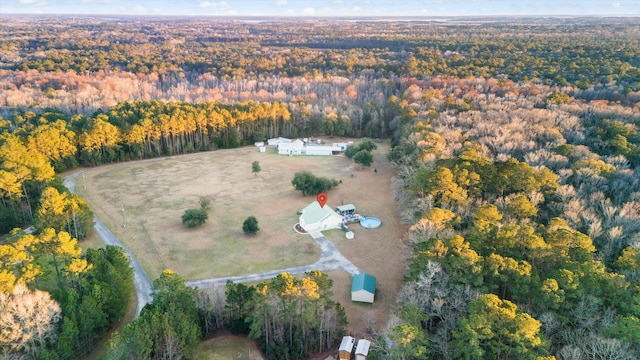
[[75, 141, 408, 334]]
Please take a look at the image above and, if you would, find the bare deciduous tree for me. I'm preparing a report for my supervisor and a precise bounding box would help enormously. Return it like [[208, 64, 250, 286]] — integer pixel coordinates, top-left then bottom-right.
[[0, 284, 61, 358]]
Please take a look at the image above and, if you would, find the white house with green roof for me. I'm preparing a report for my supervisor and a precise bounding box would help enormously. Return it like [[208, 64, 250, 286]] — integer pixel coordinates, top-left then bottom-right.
[[351, 273, 376, 303], [299, 200, 343, 232]]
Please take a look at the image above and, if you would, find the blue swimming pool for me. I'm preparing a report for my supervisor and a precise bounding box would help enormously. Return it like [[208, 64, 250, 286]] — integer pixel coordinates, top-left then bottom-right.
[[360, 217, 381, 229]]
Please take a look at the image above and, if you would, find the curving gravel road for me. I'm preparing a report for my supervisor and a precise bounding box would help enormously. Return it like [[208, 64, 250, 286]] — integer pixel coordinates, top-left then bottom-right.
[[64, 172, 153, 316], [64, 170, 361, 313]]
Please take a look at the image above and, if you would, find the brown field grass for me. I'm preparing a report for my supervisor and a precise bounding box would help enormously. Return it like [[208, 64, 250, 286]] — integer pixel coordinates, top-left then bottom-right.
[[75, 140, 408, 335], [197, 334, 265, 360]]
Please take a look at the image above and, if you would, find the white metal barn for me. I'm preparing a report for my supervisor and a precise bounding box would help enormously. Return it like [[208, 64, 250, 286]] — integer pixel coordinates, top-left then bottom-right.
[[355, 339, 371, 360], [267, 137, 291, 146], [299, 201, 343, 232], [304, 145, 342, 156], [278, 139, 304, 155], [333, 142, 350, 151]]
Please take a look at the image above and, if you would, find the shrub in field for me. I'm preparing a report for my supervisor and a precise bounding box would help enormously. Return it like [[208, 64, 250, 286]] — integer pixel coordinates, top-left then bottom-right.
[[182, 208, 208, 228], [243, 216, 259, 235]]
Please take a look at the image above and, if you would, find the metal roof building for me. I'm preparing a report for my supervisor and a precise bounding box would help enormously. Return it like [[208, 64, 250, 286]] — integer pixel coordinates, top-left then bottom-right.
[[278, 139, 304, 155], [355, 339, 371, 360], [351, 273, 376, 303], [336, 204, 356, 215], [338, 336, 355, 360], [299, 201, 343, 232], [305, 145, 342, 156]]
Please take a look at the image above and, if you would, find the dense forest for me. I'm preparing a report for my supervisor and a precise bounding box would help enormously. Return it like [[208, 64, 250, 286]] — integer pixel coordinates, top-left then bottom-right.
[[381, 88, 640, 358], [2, 16, 640, 359]]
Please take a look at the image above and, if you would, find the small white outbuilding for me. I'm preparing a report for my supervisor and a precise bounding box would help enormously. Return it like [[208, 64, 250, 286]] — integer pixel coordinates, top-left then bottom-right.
[[355, 339, 371, 360], [338, 336, 355, 360]]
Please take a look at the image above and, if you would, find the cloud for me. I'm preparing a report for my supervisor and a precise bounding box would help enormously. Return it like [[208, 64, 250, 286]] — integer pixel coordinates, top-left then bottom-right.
[[302, 7, 315, 15], [17, 0, 49, 6], [198, 1, 230, 9], [276, 0, 288, 5], [320, 6, 333, 14], [132, 5, 148, 13], [118, 5, 150, 14]]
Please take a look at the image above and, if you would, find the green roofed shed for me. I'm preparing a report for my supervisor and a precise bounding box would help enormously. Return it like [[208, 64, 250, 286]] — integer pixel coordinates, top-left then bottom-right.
[[351, 273, 376, 303]]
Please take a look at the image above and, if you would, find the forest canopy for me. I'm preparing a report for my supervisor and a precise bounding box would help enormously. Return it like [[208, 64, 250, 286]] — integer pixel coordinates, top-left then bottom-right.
[[1, 15, 640, 360]]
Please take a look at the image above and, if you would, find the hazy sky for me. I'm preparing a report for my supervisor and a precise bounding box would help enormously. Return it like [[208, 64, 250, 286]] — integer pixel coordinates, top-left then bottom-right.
[[1, 0, 638, 17]]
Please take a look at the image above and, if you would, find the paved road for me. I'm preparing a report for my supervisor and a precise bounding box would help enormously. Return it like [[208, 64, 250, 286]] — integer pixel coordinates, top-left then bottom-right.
[[63, 172, 153, 316], [186, 230, 361, 289]]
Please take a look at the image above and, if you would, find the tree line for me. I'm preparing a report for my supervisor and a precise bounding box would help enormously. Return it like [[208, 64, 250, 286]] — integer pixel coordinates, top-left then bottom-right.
[[5, 18, 640, 88]]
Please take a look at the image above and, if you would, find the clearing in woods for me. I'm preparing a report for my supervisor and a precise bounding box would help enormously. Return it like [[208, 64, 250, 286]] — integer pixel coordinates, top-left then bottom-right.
[[75, 141, 407, 335]]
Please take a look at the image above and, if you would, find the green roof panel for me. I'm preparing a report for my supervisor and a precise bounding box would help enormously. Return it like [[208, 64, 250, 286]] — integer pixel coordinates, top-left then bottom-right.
[[351, 273, 376, 294]]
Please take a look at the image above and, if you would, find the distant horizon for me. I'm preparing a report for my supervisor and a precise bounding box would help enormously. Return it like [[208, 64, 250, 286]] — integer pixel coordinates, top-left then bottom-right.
[[1, 0, 639, 17], [2, 14, 640, 19]]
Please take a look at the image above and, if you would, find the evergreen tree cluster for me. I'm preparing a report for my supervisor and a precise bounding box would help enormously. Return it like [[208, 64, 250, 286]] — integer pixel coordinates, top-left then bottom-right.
[[226, 271, 347, 359], [107, 270, 201, 359], [291, 171, 339, 196], [345, 138, 378, 167]]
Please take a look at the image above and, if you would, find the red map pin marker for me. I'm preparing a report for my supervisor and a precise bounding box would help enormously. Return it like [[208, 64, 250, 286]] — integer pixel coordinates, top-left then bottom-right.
[[317, 193, 328, 208]]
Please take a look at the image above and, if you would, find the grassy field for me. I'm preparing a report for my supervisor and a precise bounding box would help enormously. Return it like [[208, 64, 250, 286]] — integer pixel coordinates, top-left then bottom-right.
[[75, 140, 407, 336]]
